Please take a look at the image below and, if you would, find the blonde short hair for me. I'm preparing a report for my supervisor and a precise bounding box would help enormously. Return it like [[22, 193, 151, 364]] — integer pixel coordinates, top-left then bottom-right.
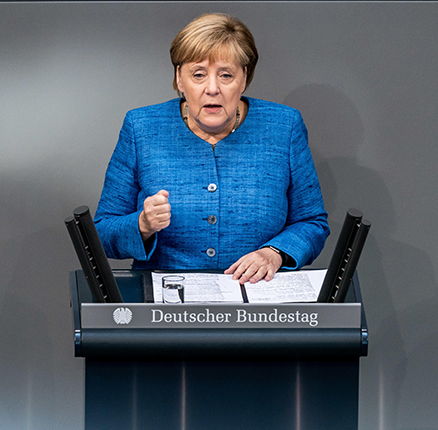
[[170, 13, 258, 96]]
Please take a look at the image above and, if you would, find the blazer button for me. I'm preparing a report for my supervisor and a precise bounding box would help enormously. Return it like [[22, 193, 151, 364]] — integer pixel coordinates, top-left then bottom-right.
[[208, 183, 217, 192], [207, 215, 217, 225], [206, 248, 216, 257]]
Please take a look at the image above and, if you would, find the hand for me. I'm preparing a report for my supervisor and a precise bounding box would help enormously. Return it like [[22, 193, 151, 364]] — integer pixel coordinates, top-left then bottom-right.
[[224, 248, 283, 284], [139, 190, 171, 241]]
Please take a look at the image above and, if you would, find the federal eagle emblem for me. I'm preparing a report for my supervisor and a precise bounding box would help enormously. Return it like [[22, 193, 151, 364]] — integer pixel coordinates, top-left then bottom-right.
[[113, 307, 133, 325]]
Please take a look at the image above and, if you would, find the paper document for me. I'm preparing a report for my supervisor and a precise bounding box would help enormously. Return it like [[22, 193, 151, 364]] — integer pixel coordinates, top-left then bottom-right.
[[152, 270, 327, 303], [152, 272, 243, 303], [244, 270, 327, 303]]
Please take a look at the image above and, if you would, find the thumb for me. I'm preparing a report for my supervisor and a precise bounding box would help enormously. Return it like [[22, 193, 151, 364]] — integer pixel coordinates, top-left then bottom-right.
[[157, 189, 169, 198]]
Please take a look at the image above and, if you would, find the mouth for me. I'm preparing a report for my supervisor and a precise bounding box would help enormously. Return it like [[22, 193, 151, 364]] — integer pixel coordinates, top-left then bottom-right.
[[203, 104, 223, 111]]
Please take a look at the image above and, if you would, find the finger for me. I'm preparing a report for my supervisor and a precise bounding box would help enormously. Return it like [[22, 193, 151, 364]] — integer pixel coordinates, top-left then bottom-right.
[[146, 190, 169, 207], [230, 259, 253, 280], [224, 258, 244, 274], [248, 267, 269, 284], [155, 211, 171, 224], [235, 261, 260, 284], [155, 210, 171, 220], [154, 203, 171, 215], [249, 264, 278, 283], [263, 266, 276, 282], [143, 201, 164, 218], [151, 210, 171, 229], [150, 194, 169, 207]]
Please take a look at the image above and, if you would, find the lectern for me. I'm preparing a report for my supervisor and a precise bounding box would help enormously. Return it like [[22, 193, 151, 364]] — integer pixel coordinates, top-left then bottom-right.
[[70, 269, 368, 430]]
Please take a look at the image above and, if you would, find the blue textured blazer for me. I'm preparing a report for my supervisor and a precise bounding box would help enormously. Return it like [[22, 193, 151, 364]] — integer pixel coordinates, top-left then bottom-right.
[[95, 97, 329, 270]]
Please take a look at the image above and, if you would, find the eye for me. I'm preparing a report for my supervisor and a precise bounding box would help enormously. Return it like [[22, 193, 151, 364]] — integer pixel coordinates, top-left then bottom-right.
[[193, 71, 206, 79], [220, 73, 232, 79]]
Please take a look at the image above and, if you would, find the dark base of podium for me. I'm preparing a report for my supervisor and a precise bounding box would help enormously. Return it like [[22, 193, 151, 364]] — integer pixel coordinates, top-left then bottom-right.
[[85, 358, 359, 430]]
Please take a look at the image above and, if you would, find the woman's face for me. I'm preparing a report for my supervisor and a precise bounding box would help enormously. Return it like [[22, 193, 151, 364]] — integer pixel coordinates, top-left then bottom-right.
[[177, 56, 247, 138]]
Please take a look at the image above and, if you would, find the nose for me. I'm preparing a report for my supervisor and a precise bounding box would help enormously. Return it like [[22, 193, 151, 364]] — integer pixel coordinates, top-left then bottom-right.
[[205, 75, 220, 95]]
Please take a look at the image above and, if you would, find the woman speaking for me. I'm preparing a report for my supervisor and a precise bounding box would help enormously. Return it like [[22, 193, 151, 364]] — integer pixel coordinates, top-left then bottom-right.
[[95, 13, 330, 284]]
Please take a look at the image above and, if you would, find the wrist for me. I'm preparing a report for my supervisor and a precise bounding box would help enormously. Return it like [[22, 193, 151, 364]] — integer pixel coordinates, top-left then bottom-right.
[[264, 246, 287, 266], [139, 211, 154, 241]]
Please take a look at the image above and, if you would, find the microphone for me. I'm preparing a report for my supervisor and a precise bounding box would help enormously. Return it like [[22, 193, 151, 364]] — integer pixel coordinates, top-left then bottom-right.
[[318, 209, 371, 303], [65, 206, 123, 303]]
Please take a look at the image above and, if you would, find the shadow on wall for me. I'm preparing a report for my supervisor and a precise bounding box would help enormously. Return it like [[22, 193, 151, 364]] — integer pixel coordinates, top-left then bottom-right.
[[284, 84, 438, 428], [0, 174, 86, 430]]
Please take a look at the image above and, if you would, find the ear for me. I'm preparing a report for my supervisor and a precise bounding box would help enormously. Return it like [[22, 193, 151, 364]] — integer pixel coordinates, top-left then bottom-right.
[[176, 65, 184, 94]]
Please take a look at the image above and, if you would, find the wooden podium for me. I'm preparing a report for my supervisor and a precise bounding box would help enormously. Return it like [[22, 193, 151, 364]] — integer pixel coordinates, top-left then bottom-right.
[[70, 269, 368, 430]]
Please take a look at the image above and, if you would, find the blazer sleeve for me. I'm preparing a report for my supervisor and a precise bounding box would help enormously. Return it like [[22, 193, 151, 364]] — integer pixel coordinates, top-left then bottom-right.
[[261, 111, 330, 269], [94, 111, 157, 261]]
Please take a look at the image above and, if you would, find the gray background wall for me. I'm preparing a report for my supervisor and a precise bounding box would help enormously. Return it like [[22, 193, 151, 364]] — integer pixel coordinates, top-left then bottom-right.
[[1, 2, 437, 429]]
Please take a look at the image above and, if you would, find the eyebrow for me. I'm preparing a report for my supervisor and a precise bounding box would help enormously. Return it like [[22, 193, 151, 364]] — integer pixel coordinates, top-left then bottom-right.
[[189, 63, 206, 69], [188, 65, 237, 72]]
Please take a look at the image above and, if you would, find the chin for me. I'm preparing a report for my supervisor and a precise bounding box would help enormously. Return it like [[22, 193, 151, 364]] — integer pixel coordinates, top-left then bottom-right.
[[204, 125, 229, 134], [198, 120, 225, 131]]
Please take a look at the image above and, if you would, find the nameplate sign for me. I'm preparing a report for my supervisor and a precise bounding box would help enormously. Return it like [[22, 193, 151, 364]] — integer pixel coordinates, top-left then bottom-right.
[[81, 303, 361, 329]]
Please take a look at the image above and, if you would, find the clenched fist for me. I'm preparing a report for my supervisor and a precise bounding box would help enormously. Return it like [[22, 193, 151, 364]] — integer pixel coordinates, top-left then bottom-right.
[[139, 190, 171, 241]]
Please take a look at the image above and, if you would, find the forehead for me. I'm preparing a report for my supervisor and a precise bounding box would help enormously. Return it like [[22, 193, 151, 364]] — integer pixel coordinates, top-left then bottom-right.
[[184, 57, 242, 70], [184, 44, 244, 69]]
